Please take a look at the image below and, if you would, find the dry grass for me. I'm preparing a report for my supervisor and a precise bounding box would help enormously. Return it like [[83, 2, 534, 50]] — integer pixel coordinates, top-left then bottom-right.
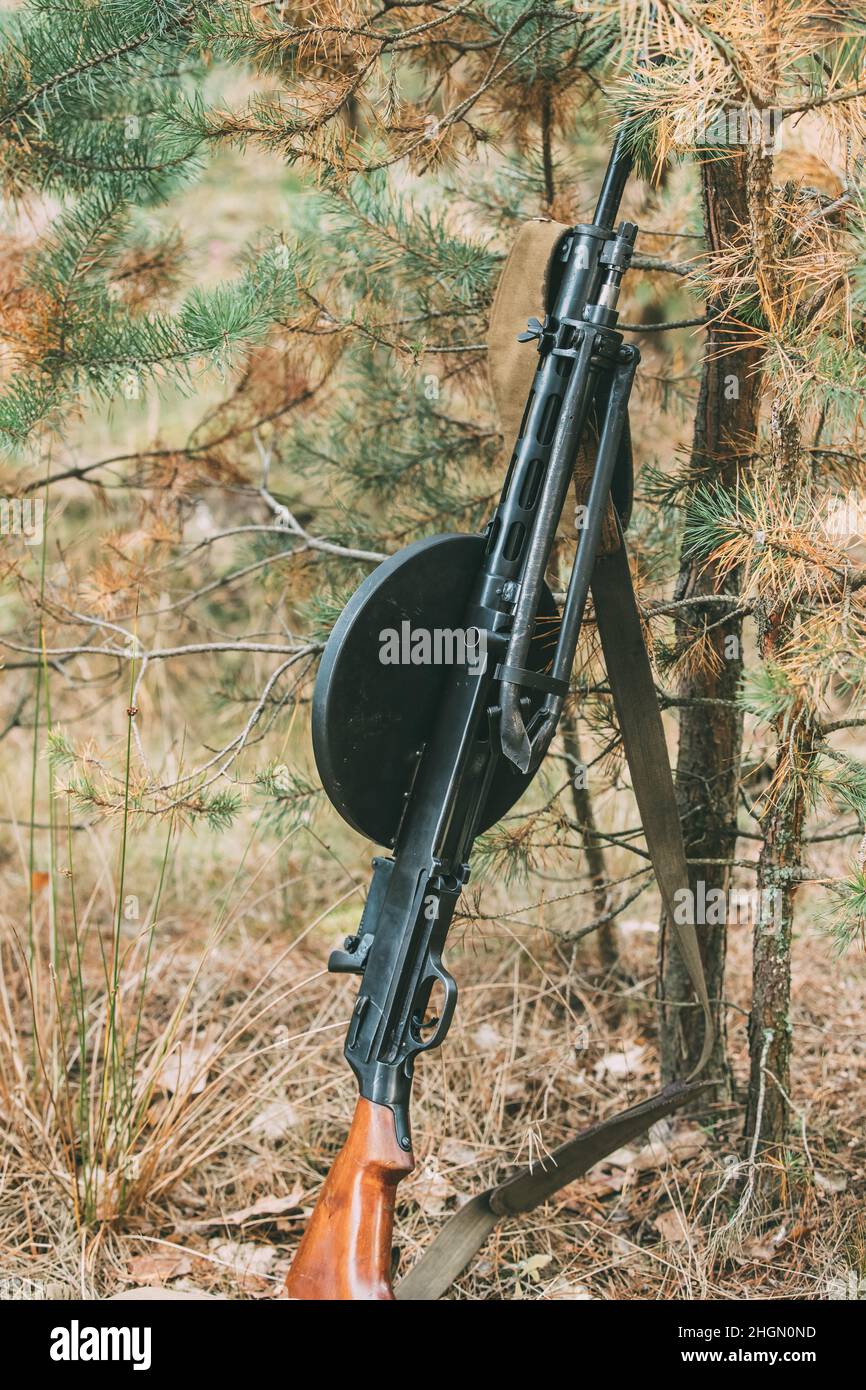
[[1, 803, 863, 1301]]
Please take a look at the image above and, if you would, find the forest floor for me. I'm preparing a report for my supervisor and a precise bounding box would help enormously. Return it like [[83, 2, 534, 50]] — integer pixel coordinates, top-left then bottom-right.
[[1, 843, 864, 1302]]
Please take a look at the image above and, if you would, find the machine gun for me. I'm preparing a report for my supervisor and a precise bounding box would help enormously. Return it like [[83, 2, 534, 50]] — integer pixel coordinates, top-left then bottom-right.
[[285, 130, 713, 1302]]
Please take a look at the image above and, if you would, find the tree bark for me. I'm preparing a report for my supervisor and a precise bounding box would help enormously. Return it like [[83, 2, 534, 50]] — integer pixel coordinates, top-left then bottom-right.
[[659, 151, 764, 1087], [561, 712, 617, 971], [745, 702, 811, 1164], [745, 392, 810, 1190]]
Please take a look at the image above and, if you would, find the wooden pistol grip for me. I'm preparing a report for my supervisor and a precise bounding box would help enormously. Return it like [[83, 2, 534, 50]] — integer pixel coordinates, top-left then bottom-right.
[[285, 1098, 414, 1301]]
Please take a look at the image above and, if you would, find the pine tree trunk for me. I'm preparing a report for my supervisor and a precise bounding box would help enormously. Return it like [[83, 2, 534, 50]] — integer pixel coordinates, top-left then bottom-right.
[[745, 395, 809, 1190], [561, 713, 617, 971], [659, 154, 764, 1085], [746, 703, 811, 1166]]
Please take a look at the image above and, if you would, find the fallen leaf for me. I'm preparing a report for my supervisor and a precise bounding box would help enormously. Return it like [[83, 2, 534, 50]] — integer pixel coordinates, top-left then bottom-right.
[[815, 1171, 848, 1194], [654, 1209, 691, 1245], [547, 1279, 593, 1300], [518, 1253, 552, 1282], [155, 1034, 218, 1096], [439, 1138, 477, 1167], [737, 1236, 778, 1262], [409, 1159, 459, 1215], [127, 1253, 192, 1283], [247, 1264, 290, 1299], [472, 1023, 501, 1052], [250, 1100, 298, 1141], [603, 1146, 641, 1169], [502, 1077, 528, 1100], [145, 1098, 171, 1127], [631, 1124, 707, 1171], [588, 1169, 628, 1194], [557, 1180, 586, 1210], [826, 1268, 866, 1300], [558, 1169, 626, 1208], [594, 1045, 645, 1079], [223, 1189, 304, 1225], [211, 1240, 276, 1279], [237, 1273, 275, 1297], [174, 1183, 207, 1212]]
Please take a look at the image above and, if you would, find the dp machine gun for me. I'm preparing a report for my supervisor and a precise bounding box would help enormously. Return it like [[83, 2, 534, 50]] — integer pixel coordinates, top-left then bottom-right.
[[285, 129, 714, 1302]]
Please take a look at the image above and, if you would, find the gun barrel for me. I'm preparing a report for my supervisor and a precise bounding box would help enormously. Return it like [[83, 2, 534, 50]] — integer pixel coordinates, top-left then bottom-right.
[[592, 128, 633, 229]]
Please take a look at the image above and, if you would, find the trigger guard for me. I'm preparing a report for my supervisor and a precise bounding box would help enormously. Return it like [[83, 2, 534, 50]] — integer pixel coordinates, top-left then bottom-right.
[[411, 958, 458, 1054]]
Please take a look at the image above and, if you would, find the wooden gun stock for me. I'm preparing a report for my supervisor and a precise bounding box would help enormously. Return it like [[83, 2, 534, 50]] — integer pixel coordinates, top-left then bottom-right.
[[285, 1098, 414, 1300]]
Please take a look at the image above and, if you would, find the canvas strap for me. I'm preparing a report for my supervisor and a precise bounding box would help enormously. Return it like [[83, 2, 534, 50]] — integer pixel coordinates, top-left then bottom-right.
[[396, 1080, 712, 1301], [487, 219, 568, 453], [395, 220, 714, 1300], [591, 529, 713, 1074]]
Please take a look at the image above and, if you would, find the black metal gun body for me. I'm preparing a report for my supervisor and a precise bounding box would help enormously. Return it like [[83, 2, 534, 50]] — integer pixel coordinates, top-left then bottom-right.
[[317, 137, 639, 1149]]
